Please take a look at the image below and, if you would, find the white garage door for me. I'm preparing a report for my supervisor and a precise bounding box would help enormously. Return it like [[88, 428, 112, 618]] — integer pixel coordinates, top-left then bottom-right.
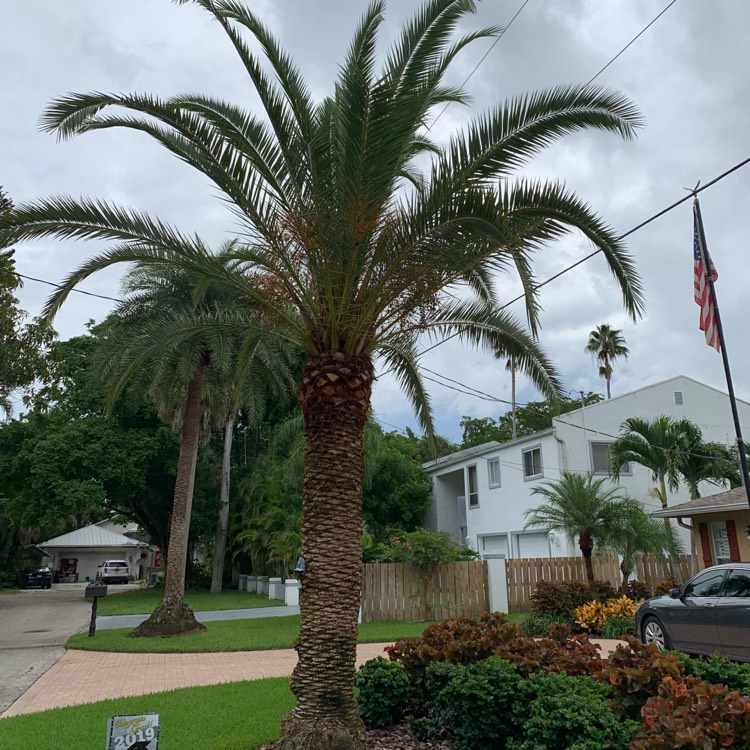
[[480, 534, 508, 558], [516, 532, 550, 559]]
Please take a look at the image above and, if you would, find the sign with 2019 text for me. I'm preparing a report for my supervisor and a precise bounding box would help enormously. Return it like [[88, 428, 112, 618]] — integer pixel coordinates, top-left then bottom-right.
[[106, 714, 160, 750]]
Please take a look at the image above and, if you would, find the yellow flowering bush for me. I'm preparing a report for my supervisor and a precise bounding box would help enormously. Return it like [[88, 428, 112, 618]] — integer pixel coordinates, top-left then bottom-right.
[[575, 596, 638, 633]]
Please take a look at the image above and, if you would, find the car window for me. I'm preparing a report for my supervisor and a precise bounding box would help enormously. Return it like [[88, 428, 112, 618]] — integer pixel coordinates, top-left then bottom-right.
[[723, 570, 750, 598], [684, 570, 725, 597]]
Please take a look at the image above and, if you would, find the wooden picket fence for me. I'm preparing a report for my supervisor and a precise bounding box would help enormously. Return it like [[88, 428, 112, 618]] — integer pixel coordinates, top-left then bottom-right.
[[506, 554, 694, 613], [360, 561, 489, 623]]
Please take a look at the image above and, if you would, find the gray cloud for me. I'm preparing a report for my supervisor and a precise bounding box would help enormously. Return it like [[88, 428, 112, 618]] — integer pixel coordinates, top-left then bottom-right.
[[2, 0, 749, 440]]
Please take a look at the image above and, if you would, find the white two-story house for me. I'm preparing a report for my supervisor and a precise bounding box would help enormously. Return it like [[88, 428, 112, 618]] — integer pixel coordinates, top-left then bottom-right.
[[422, 376, 750, 561]]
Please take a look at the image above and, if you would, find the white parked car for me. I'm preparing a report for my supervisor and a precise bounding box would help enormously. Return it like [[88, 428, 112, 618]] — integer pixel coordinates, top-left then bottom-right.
[[98, 560, 130, 584]]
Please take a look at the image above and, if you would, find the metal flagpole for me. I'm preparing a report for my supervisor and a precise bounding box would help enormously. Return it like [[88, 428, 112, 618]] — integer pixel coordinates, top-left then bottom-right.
[[693, 196, 750, 509]]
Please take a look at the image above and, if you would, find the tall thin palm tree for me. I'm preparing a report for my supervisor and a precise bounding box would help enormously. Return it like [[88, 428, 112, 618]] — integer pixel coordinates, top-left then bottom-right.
[[101, 261, 291, 634], [525, 472, 630, 586], [0, 1, 645, 744], [585, 323, 629, 399]]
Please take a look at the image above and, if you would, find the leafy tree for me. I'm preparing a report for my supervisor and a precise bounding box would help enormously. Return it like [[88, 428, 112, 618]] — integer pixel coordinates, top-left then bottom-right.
[[585, 323, 629, 399], [677, 420, 739, 500], [460, 392, 603, 448], [364, 431, 432, 537], [0, 1, 644, 744], [0, 187, 54, 416], [525, 472, 631, 586], [598, 499, 684, 590]]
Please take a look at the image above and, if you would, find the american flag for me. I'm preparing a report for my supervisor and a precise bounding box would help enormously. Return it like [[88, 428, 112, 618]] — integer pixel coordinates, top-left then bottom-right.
[[693, 205, 720, 351]]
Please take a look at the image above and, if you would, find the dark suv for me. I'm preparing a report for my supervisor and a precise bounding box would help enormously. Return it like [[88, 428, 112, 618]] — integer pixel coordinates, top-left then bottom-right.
[[17, 566, 53, 589]]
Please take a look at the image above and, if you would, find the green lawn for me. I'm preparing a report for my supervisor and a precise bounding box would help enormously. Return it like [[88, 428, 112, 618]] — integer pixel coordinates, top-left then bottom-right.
[[0, 678, 293, 750], [68, 615, 433, 653], [97, 589, 280, 616]]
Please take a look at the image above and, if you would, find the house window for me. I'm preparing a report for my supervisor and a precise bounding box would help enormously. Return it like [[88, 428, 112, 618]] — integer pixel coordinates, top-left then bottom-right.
[[522, 446, 543, 480], [674, 391, 684, 405], [590, 442, 631, 475], [487, 458, 501, 488], [467, 465, 479, 507], [711, 522, 732, 565]]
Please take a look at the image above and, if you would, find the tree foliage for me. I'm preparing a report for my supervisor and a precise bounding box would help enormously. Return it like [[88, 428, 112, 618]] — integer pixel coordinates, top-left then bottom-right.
[[460, 393, 603, 448]]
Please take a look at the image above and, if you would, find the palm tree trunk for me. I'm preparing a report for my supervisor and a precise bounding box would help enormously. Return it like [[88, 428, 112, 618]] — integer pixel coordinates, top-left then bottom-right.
[[606, 374, 611, 400], [130, 360, 208, 637], [210, 413, 236, 594], [279, 352, 373, 750], [579, 533, 595, 587]]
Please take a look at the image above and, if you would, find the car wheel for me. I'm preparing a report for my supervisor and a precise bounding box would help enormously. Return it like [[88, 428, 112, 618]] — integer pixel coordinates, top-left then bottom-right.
[[641, 616, 670, 651]]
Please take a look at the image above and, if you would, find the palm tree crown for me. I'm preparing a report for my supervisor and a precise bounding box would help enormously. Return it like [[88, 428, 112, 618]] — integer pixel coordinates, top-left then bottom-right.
[[585, 323, 629, 398], [0, 1, 646, 745], [525, 471, 630, 586]]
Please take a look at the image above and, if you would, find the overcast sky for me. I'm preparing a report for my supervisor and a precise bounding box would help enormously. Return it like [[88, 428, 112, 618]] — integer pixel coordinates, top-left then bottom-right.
[[2, 0, 749, 443]]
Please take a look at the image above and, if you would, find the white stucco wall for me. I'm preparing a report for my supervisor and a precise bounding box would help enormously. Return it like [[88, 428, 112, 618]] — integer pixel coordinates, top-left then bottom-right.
[[424, 376, 750, 560], [44, 546, 142, 582]]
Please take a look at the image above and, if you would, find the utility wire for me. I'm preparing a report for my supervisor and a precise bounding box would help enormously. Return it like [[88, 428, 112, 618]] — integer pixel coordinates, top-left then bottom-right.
[[429, 0, 531, 130], [585, 0, 680, 86], [14, 270, 121, 303], [417, 155, 750, 360]]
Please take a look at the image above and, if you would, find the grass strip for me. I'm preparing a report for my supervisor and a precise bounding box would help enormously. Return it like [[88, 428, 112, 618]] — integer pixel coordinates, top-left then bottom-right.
[[67, 615, 433, 653], [0, 678, 293, 750], [97, 589, 279, 616]]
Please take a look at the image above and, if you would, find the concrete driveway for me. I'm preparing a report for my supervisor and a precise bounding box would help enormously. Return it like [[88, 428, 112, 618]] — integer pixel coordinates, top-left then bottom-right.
[[0, 582, 136, 714]]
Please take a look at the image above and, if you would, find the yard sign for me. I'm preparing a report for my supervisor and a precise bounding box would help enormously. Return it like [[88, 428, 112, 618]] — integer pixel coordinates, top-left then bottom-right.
[[106, 714, 160, 750]]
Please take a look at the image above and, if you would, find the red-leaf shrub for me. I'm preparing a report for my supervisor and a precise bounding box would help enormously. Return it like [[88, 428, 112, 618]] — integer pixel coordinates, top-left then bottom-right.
[[596, 637, 684, 719], [530, 579, 618, 616], [625, 579, 651, 600], [632, 675, 750, 750]]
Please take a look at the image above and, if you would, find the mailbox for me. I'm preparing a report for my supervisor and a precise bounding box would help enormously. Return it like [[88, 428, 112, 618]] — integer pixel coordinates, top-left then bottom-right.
[[85, 583, 108, 599]]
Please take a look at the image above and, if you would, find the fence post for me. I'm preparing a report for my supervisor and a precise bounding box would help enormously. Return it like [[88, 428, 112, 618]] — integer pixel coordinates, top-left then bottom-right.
[[485, 558, 509, 613]]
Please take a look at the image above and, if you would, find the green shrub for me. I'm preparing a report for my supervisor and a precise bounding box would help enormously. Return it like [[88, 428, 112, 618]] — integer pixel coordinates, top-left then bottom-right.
[[530, 580, 616, 617], [426, 656, 521, 750], [184, 561, 212, 591], [596, 636, 684, 719], [516, 612, 574, 636], [602, 616, 635, 639], [509, 672, 638, 750], [632, 675, 750, 750], [354, 657, 412, 729], [675, 652, 750, 695], [374, 528, 479, 564]]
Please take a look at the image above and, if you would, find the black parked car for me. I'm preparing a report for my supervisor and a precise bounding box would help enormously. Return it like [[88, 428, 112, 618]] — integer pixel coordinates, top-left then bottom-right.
[[17, 566, 53, 589], [635, 563, 750, 662]]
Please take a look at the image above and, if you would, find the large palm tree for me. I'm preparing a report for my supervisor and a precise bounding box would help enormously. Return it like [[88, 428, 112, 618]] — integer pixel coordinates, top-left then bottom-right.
[[525, 472, 630, 586], [101, 261, 290, 634], [0, 1, 645, 744], [585, 323, 629, 398], [598, 498, 684, 591]]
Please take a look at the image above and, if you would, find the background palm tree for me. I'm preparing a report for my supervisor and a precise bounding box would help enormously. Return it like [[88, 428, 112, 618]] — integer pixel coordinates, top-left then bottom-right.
[[505, 355, 518, 440], [0, 1, 645, 744], [609, 415, 684, 516], [101, 260, 287, 634], [585, 323, 629, 399], [598, 498, 684, 591], [525, 471, 631, 586]]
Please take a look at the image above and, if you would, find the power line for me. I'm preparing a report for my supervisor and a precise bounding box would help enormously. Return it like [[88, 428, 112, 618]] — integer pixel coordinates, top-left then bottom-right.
[[585, 0, 680, 86], [429, 0, 531, 130], [14, 270, 121, 303], [417, 154, 750, 360]]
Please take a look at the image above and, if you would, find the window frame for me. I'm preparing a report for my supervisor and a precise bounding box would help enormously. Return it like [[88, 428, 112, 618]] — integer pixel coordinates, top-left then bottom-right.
[[589, 441, 632, 476], [466, 464, 479, 508], [710, 522, 732, 566], [522, 445, 543, 481], [487, 457, 501, 489]]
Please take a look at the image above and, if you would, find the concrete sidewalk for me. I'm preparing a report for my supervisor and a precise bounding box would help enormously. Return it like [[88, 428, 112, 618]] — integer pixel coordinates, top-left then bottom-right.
[[97, 605, 300, 630], [1, 638, 624, 719]]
